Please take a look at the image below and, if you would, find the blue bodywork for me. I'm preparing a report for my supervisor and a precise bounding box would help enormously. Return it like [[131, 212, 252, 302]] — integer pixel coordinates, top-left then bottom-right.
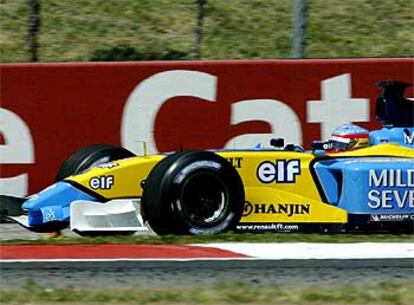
[[313, 80, 413, 218], [370, 127, 414, 148], [314, 100, 413, 217], [315, 157, 414, 215], [23, 182, 96, 227]]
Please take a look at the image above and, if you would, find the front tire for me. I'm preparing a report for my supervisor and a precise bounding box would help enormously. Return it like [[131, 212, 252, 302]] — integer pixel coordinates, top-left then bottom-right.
[[142, 151, 245, 235], [56, 144, 135, 181]]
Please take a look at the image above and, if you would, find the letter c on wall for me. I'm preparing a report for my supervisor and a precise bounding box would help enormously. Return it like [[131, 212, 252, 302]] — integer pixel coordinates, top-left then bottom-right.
[[121, 70, 217, 154]]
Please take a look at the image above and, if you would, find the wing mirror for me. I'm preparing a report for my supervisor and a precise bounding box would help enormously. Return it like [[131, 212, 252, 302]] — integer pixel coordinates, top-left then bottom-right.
[[270, 138, 285, 148]]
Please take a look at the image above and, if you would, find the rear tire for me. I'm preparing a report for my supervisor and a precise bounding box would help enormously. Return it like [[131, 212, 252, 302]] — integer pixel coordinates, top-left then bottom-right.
[[142, 151, 245, 235], [56, 144, 135, 181]]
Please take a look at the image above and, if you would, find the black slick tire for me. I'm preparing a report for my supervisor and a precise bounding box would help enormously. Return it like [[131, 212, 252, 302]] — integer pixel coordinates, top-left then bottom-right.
[[56, 144, 135, 181], [142, 151, 245, 235]]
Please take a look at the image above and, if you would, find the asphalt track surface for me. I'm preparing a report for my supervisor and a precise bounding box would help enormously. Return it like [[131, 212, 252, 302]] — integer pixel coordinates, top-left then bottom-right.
[[1, 223, 413, 289], [1, 259, 412, 289], [0, 222, 79, 240]]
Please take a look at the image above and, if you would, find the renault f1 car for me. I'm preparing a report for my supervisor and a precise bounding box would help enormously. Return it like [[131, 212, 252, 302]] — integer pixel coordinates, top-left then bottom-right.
[[1, 81, 413, 235]]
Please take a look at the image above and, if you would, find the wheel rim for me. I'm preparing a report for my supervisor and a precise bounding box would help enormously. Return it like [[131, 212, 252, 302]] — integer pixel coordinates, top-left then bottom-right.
[[177, 171, 230, 228]]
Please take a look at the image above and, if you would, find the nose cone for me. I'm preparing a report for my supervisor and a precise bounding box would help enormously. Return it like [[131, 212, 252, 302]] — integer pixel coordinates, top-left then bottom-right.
[[23, 182, 96, 226]]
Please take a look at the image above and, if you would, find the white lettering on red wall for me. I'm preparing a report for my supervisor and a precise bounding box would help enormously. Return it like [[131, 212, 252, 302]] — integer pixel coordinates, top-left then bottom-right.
[[307, 74, 370, 140], [0, 58, 412, 195], [0, 107, 35, 196], [121, 70, 217, 155]]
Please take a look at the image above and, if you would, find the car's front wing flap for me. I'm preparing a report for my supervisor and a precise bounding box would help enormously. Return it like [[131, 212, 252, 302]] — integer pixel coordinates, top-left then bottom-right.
[[70, 199, 150, 233]]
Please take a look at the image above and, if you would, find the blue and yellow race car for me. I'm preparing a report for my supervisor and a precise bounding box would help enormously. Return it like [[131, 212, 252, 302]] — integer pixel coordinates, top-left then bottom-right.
[[2, 81, 413, 235]]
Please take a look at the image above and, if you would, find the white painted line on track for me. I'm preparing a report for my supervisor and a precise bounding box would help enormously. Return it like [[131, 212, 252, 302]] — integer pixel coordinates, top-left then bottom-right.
[[195, 242, 414, 260]]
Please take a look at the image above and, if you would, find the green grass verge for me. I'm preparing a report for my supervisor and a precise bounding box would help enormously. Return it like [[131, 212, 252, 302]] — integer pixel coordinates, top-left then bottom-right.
[[1, 280, 413, 304], [1, 232, 413, 245], [1, 0, 413, 62]]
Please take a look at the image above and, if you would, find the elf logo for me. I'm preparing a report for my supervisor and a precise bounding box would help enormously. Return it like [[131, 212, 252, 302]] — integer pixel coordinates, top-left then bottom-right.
[[257, 159, 301, 183], [89, 175, 114, 190]]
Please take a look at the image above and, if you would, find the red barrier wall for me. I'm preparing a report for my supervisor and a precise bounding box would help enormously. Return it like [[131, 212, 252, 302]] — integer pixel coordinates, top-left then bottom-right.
[[0, 58, 413, 196]]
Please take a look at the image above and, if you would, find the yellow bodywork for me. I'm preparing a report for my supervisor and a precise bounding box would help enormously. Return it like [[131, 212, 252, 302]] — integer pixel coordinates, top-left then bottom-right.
[[68, 143, 414, 225]]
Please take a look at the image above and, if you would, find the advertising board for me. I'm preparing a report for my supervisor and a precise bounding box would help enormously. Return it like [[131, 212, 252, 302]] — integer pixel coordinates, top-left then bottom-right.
[[1, 58, 412, 195]]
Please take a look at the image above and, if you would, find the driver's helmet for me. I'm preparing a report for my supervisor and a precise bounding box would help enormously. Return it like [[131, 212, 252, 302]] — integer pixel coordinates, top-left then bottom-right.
[[327, 123, 369, 153]]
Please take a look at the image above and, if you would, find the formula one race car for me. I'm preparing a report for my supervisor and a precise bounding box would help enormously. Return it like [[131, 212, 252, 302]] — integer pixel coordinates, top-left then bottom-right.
[[1, 81, 413, 235]]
